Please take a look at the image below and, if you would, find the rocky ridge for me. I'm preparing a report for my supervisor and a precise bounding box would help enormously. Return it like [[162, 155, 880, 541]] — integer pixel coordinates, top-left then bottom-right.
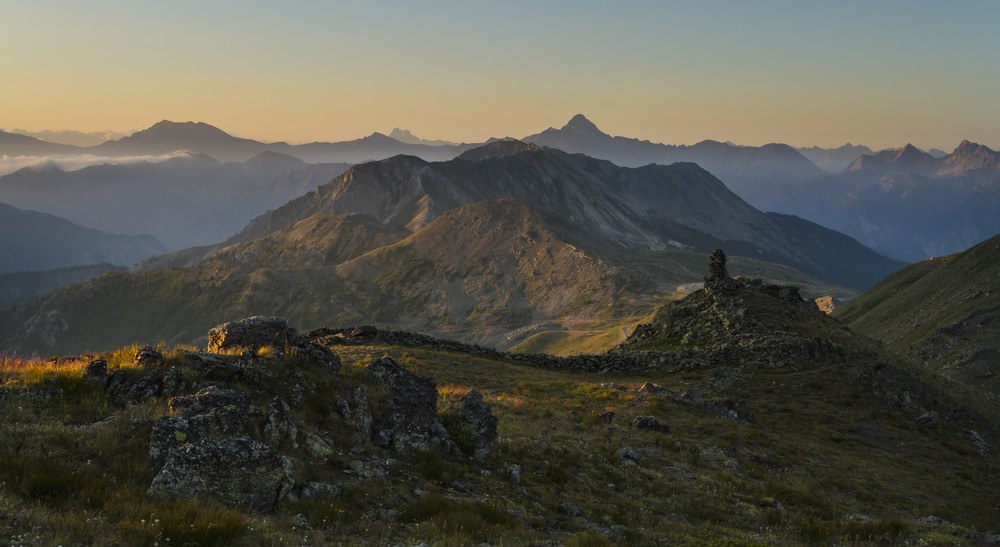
[[75, 316, 498, 512]]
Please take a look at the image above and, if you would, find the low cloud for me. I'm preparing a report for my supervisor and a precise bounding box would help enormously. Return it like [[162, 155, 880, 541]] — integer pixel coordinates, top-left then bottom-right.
[[0, 151, 194, 176]]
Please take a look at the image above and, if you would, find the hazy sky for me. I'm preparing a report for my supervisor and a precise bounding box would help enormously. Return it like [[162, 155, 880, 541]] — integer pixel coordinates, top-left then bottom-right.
[[2, 0, 998, 150]]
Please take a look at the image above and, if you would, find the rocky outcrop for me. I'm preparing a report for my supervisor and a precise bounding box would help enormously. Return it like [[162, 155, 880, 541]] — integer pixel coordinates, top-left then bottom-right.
[[104, 367, 187, 406], [150, 386, 251, 459], [146, 437, 294, 511], [207, 316, 298, 354], [365, 357, 455, 453]]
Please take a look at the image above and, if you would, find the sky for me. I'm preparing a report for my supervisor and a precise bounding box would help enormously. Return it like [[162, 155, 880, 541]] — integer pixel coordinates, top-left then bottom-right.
[[2, 0, 999, 150]]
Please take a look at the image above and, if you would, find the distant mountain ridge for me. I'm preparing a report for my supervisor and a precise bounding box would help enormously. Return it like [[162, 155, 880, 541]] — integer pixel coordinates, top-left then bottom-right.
[[0, 153, 351, 249], [0, 202, 165, 274], [0, 142, 886, 354], [523, 114, 826, 195], [795, 143, 873, 172], [740, 140, 1000, 261], [218, 140, 901, 290]]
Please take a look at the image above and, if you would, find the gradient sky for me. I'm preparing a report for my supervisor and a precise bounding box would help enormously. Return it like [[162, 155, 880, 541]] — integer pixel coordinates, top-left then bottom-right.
[[2, 0, 998, 150]]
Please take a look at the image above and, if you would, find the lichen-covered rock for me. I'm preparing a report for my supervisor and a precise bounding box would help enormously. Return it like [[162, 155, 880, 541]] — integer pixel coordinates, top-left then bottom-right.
[[82, 359, 107, 380], [147, 437, 294, 511], [188, 352, 271, 383], [365, 357, 454, 453], [106, 369, 170, 406], [170, 385, 250, 419], [207, 316, 298, 354], [264, 396, 298, 448], [295, 343, 342, 372], [150, 387, 251, 459], [134, 346, 165, 368], [457, 389, 498, 460]]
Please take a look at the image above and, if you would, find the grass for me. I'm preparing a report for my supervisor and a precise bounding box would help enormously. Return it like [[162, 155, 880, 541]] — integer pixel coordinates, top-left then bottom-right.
[[0, 337, 998, 545]]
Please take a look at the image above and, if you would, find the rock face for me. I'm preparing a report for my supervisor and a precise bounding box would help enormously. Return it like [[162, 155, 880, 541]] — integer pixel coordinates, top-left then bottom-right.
[[207, 316, 298, 354], [365, 357, 454, 453], [146, 437, 294, 511]]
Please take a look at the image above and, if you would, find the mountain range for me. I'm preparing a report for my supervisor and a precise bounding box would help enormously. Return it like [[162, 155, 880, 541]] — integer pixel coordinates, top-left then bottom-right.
[[0, 141, 900, 355], [742, 140, 1000, 261], [0, 201, 164, 274], [794, 143, 873, 172], [0, 152, 350, 249], [523, 115, 826, 195]]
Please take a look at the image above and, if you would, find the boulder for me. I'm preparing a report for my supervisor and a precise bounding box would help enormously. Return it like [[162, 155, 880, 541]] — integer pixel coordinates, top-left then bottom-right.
[[82, 359, 107, 380], [632, 415, 670, 434], [134, 346, 165, 368], [147, 437, 294, 511], [207, 316, 298, 354], [456, 390, 498, 460], [365, 357, 454, 453], [150, 387, 251, 459]]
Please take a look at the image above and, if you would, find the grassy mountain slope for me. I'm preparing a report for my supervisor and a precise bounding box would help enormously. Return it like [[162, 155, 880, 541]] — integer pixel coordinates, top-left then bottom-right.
[[836, 234, 1000, 394], [0, 199, 853, 356], [2, 298, 997, 544], [230, 143, 902, 289]]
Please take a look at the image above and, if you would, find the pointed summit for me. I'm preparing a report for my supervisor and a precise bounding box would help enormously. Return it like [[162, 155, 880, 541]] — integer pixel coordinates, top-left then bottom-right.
[[562, 114, 603, 135]]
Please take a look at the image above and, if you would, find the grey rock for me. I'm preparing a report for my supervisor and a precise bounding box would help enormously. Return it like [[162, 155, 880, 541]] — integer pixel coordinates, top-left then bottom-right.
[[147, 437, 293, 511], [170, 385, 250, 419], [150, 386, 250, 459], [458, 389, 498, 460], [207, 316, 298, 354], [615, 447, 640, 462], [189, 352, 270, 383], [500, 463, 522, 483], [264, 396, 298, 448], [916, 410, 939, 427], [365, 357, 454, 453], [295, 343, 342, 372], [632, 415, 670, 434], [82, 359, 107, 380], [134, 346, 165, 368], [962, 429, 991, 455], [843, 513, 871, 522], [149, 416, 194, 459], [300, 482, 340, 499], [160, 367, 186, 398], [106, 369, 168, 405], [559, 502, 583, 517]]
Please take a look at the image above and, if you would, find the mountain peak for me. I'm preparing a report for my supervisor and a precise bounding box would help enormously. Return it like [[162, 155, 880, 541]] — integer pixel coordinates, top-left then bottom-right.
[[562, 114, 603, 134]]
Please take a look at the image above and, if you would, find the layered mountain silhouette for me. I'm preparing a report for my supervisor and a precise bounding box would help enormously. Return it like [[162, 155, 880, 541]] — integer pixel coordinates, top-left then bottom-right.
[[89, 120, 473, 163], [0, 202, 164, 274], [795, 143, 873, 172], [0, 153, 351, 249], [523, 115, 825, 194], [0, 142, 899, 354], [225, 140, 900, 289], [742, 141, 1000, 261], [0, 129, 79, 156]]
